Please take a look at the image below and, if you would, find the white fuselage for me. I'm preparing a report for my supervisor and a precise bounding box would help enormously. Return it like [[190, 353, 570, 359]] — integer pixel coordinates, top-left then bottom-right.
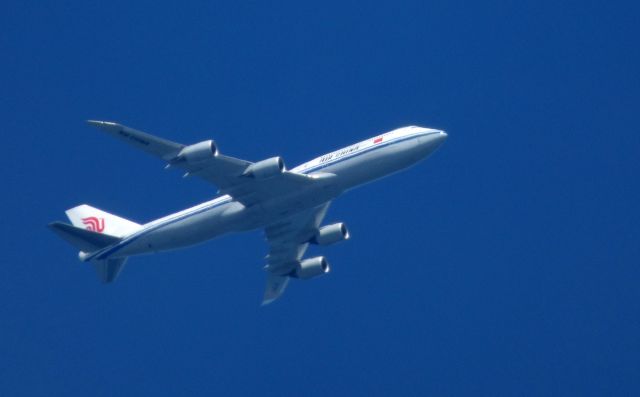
[[87, 126, 447, 261]]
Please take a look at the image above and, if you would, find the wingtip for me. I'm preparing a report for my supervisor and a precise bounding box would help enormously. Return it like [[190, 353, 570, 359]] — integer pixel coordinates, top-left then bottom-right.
[[86, 120, 119, 128], [261, 299, 275, 306]]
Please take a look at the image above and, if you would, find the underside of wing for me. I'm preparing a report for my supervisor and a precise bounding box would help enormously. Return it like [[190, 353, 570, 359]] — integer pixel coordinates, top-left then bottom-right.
[[87, 120, 184, 160], [261, 202, 332, 305], [88, 120, 319, 207]]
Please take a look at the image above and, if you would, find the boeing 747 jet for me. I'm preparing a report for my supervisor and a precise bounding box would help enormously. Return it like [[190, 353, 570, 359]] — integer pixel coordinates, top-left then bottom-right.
[[50, 122, 447, 304]]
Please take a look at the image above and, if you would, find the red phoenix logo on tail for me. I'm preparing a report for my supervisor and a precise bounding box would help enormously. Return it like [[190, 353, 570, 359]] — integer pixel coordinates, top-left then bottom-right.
[[82, 217, 105, 232]]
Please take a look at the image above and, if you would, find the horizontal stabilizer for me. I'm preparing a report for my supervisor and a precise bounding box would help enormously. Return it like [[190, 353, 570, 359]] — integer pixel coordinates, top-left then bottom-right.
[[49, 222, 120, 252], [93, 258, 127, 283]]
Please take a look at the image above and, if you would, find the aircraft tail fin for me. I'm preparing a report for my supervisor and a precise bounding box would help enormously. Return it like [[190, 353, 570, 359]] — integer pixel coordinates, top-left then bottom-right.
[[65, 204, 142, 237]]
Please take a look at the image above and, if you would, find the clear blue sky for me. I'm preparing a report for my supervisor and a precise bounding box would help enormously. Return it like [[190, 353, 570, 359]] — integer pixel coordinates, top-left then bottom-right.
[[2, 1, 639, 396]]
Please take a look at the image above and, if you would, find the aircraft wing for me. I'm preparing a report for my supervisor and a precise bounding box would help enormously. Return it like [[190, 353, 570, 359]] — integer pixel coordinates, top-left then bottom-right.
[[262, 202, 331, 305], [87, 121, 317, 206]]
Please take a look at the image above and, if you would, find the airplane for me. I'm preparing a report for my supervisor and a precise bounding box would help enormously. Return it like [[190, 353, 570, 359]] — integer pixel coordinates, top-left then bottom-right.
[[49, 121, 447, 304]]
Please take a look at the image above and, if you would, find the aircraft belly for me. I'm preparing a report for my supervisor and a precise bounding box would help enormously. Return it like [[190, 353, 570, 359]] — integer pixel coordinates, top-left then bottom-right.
[[108, 186, 340, 258], [118, 202, 245, 255]]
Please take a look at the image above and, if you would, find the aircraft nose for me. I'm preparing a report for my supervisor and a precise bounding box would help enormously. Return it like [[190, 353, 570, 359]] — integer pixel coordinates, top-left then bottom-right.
[[419, 130, 448, 148], [434, 130, 447, 144], [412, 130, 447, 159]]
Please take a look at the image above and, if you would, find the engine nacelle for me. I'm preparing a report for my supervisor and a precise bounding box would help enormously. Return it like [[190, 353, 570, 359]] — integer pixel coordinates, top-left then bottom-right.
[[243, 156, 285, 179], [311, 222, 350, 246], [292, 256, 330, 279], [178, 140, 218, 163]]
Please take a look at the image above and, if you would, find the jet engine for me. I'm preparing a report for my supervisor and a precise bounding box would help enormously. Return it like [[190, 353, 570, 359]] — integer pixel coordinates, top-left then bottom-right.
[[292, 256, 330, 279], [243, 156, 285, 179], [178, 140, 218, 163], [311, 222, 350, 246]]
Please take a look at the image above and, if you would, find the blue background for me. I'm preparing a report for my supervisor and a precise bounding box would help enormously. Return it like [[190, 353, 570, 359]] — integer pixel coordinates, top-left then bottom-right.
[[2, 1, 639, 395]]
